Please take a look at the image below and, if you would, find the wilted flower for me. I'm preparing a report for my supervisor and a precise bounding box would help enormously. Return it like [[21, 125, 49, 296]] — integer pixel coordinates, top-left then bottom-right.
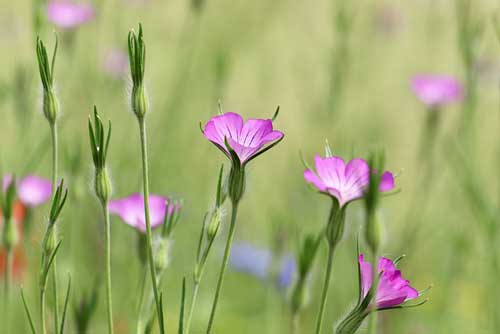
[[359, 254, 418, 309], [229, 242, 296, 289], [3, 175, 52, 208], [47, 1, 94, 29], [108, 193, 179, 233], [304, 155, 394, 208], [411, 75, 463, 107], [203, 112, 284, 165]]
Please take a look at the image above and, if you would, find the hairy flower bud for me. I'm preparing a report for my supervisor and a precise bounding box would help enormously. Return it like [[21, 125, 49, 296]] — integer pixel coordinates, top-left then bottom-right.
[[43, 226, 57, 256], [154, 239, 170, 274], [43, 89, 59, 125], [2, 219, 18, 251], [94, 168, 112, 203], [131, 85, 147, 120], [206, 208, 223, 240]]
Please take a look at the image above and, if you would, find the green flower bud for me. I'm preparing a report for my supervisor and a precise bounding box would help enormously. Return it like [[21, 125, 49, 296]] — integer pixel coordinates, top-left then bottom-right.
[[43, 89, 59, 125], [131, 85, 147, 120], [206, 208, 223, 240], [43, 226, 57, 256], [326, 203, 346, 247], [94, 168, 112, 203], [154, 239, 170, 274], [2, 219, 18, 251]]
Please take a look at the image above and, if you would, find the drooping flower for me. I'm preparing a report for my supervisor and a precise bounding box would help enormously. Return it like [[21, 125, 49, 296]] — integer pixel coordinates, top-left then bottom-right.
[[229, 242, 296, 289], [47, 1, 94, 29], [108, 193, 179, 233], [358, 254, 419, 309], [411, 75, 463, 107], [303, 155, 395, 208], [3, 175, 52, 208], [203, 112, 284, 165]]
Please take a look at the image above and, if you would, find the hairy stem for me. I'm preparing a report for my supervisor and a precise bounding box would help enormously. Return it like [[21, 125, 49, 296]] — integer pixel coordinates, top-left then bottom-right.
[[315, 243, 335, 334], [206, 203, 239, 333], [138, 119, 164, 333]]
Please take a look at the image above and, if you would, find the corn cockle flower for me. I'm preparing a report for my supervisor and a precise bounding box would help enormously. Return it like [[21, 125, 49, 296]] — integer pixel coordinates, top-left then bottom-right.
[[304, 155, 395, 209], [47, 1, 94, 29], [335, 254, 425, 334], [3, 175, 52, 208], [203, 111, 283, 204], [411, 75, 463, 107], [305, 151, 395, 334], [109, 193, 179, 233]]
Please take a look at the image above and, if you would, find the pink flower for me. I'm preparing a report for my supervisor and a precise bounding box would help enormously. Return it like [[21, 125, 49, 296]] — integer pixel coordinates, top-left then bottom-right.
[[108, 193, 179, 233], [47, 1, 94, 29], [203, 112, 284, 164], [3, 175, 52, 208], [303, 155, 394, 207], [359, 254, 418, 309], [411, 75, 463, 107]]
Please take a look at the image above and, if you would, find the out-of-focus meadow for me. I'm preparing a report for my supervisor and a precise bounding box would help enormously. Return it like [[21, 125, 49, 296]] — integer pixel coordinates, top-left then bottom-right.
[[1, 0, 500, 333]]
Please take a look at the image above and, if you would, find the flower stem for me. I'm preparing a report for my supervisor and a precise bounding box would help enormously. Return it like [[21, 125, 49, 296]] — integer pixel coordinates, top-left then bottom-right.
[[185, 281, 200, 334], [136, 268, 148, 334], [4, 249, 12, 332], [49, 122, 60, 331], [138, 119, 164, 334], [102, 202, 114, 334], [367, 252, 379, 334], [40, 286, 46, 334], [206, 202, 239, 334], [291, 312, 300, 334], [315, 243, 335, 334]]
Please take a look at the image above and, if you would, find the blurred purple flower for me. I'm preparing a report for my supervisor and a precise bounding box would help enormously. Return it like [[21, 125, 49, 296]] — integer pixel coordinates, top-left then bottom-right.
[[229, 242, 296, 289], [2, 175, 52, 208], [304, 155, 394, 207], [109, 193, 179, 233], [47, 1, 94, 29], [103, 49, 128, 79], [203, 112, 284, 164], [411, 75, 463, 107], [359, 254, 419, 309]]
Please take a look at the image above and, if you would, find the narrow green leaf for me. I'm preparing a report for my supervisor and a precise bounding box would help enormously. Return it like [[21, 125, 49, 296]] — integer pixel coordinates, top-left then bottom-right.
[[59, 275, 72, 334]]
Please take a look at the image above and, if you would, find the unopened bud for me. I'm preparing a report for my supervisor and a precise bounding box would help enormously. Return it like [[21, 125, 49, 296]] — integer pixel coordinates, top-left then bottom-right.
[[43, 226, 57, 256], [131, 85, 147, 119], [206, 208, 222, 240], [43, 89, 59, 125], [154, 239, 170, 273], [94, 168, 112, 203], [2, 219, 18, 251]]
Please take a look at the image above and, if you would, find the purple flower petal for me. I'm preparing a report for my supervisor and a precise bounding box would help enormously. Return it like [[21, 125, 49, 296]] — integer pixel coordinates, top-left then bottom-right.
[[47, 1, 94, 29], [358, 254, 419, 309], [411, 75, 463, 107], [229, 243, 271, 280], [304, 153, 395, 207], [109, 193, 172, 233], [277, 254, 296, 289], [17, 176, 52, 207], [203, 112, 283, 163]]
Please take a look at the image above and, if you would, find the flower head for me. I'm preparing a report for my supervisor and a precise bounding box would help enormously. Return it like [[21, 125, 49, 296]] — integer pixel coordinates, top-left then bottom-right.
[[411, 75, 463, 107], [3, 175, 52, 208], [203, 112, 284, 165], [359, 254, 418, 309], [47, 1, 94, 29], [109, 193, 179, 233], [304, 155, 394, 207]]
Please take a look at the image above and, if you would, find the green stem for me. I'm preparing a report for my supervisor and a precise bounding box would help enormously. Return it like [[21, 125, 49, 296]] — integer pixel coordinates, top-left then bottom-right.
[[315, 243, 335, 334], [367, 252, 379, 334], [291, 312, 300, 334], [185, 282, 200, 334], [138, 119, 164, 334], [136, 268, 148, 334], [40, 287, 46, 334], [4, 249, 12, 332], [206, 203, 239, 333], [102, 202, 114, 334], [49, 123, 59, 331]]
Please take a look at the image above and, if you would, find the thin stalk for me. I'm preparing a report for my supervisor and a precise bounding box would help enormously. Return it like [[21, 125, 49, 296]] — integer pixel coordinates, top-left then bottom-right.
[[367, 252, 379, 334], [49, 123, 60, 330], [40, 286, 47, 334], [206, 203, 239, 333], [136, 268, 148, 334], [4, 250, 12, 332], [185, 282, 200, 334], [138, 119, 164, 333], [291, 313, 300, 334], [102, 202, 114, 334], [315, 243, 335, 334]]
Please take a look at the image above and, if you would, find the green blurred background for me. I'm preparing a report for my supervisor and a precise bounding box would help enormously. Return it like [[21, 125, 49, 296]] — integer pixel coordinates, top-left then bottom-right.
[[1, 0, 500, 333]]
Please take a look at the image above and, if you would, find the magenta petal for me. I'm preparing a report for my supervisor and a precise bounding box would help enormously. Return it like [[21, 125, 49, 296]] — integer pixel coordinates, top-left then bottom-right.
[[303, 169, 327, 192], [411, 74, 463, 107], [17, 176, 52, 207], [314, 155, 345, 190], [47, 1, 94, 29], [239, 119, 273, 147], [379, 171, 395, 192], [358, 254, 373, 299]]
